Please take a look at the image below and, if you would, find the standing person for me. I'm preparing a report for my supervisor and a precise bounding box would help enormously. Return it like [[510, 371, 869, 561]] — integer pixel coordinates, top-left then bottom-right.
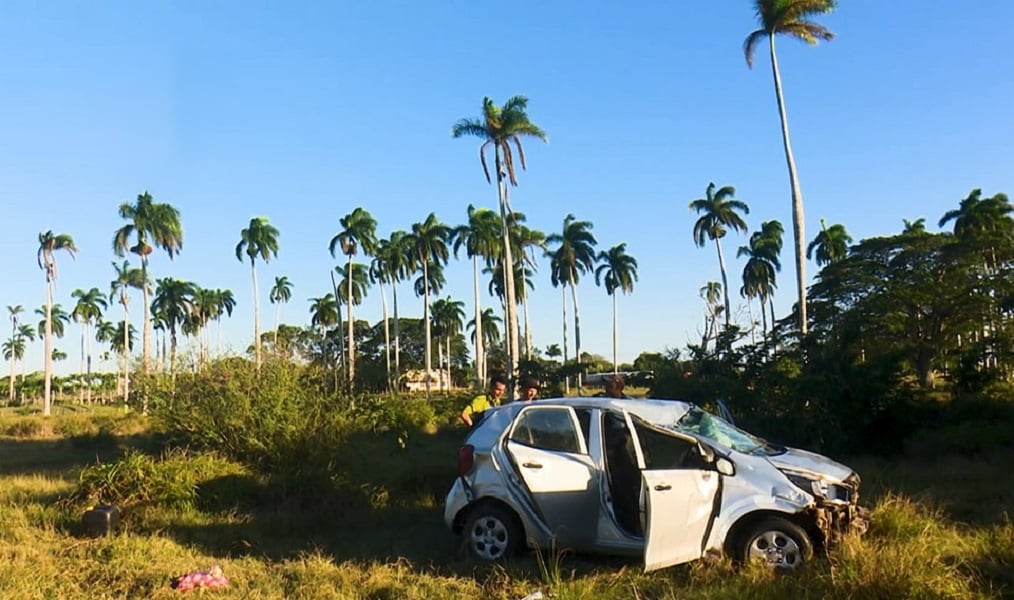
[[516, 376, 540, 402], [596, 373, 629, 399], [459, 373, 508, 427]]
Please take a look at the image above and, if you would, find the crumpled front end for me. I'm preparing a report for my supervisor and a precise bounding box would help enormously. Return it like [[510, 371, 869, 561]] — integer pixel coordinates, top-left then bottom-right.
[[808, 472, 870, 547]]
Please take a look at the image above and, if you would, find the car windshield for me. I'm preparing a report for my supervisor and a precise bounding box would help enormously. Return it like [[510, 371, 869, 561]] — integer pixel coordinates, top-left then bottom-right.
[[674, 405, 779, 455]]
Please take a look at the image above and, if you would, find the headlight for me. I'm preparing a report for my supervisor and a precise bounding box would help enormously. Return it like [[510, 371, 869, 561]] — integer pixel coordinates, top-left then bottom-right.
[[785, 472, 852, 504]]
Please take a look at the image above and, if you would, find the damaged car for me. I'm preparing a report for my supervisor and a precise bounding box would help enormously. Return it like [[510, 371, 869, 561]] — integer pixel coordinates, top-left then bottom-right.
[[444, 397, 869, 571]]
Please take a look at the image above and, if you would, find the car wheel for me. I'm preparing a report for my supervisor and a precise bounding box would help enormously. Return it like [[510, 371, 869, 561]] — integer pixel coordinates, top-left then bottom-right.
[[463, 504, 523, 561], [737, 517, 813, 569]]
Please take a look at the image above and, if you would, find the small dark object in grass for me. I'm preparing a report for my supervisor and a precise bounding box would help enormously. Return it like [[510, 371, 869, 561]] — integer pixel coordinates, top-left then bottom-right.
[[82, 504, 121, 537]]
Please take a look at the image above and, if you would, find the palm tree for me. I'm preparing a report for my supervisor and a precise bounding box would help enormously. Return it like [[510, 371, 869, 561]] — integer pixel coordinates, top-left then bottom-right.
[[939, 189, 1014, 271], [16, 324, 35, 383], [430, 296, 466, 390], [690, 182, 750, 327], [745, 0, 836, 336], [71, 288, 107, 404], [405, 213, 450, 397], [308, 293, 339, 374], [329, 208, 378, 384], [110, 260, 146, 404], [113, 192, 183, 372], [467, 307, 502, 382], [739, 220, 784, 336], [386, 230, 414, 388], [594, 243, 639, 373], [547, 214, 598, 392], [37, 231, 76, 416], [450, 205, 501, 387], [453, 96, 547, 386], [334, 262, 370, 382], [269, 276, 293, 349], [6, 305, 23, 403], [2, 336, 26, 401], [369, 239, 397, 391], [235, 216, 279, 368], [509, 214, 546, 359], [151, 278, 195, 376], [806, 219, 852, 267], [700, 281, 724, 350]]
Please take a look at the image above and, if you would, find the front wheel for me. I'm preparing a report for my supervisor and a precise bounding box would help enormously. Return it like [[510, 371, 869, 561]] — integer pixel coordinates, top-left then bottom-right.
[[736, 517, 814, 569], [462, 504, 524, 561]]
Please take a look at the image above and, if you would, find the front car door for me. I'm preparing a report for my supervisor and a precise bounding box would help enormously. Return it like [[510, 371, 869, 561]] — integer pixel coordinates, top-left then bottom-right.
[[505, 405, 599, 550], [626, 413, 721, 571]]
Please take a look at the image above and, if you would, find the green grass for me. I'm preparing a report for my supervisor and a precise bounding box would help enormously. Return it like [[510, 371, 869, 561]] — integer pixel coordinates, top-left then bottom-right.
[[0, 407, 1011, 599]]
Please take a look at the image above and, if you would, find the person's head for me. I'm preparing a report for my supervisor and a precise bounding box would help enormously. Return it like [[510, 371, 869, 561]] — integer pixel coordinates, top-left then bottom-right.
[[518, 376, 540, 402], [488, 374, 508, 400], [603, 374, 625, 398]]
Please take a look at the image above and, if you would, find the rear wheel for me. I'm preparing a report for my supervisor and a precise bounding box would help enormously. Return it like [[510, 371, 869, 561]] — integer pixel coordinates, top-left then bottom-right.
[[736, 517, 813, 569], [463, 504, 523, 561]]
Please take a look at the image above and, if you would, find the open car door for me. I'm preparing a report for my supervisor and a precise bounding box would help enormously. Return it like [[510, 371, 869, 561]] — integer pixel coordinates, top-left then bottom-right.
[[624, 412, 720, 572]]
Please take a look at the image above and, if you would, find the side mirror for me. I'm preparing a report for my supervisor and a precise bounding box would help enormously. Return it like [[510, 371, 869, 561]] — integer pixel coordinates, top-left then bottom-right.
[[716, 457, 735, 476]]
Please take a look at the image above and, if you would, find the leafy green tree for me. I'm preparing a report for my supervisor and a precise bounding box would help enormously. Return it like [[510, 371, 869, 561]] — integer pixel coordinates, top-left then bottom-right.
[[330, 208, 378, 384], [547, 214, 597, 392], [151, 278, 196, 376], [405, 213, 450, 397], [113, 192, 183, 372], [6, 305, 23, 403], [690, 182, 750, 327], [807, 219, 852, 267], [269, 276, 293, 349], [37, 231, 76, 416], [71, 287, 107, 403], [745, 0, 836, 336], [450, 205, 501, 387], [236, 216, 280, 368], [595, 243, 639, 373], [453, 96, 547, 385], [110, 260, 146, 405], [939, 189, 1013, 270]]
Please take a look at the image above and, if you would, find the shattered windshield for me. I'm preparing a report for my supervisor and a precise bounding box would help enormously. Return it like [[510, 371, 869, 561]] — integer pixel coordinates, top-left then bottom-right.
[[674, 405, 779, 455]]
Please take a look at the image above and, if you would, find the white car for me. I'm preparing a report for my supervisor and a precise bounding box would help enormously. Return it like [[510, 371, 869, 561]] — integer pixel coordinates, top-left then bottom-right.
[[444, 397, 869, 571]]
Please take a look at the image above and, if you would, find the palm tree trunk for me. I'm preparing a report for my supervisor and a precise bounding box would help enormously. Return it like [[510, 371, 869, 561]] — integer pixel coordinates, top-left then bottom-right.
[[43, 279, 54, 416], [347, 256, 355, 384], [273, 299, 281, 349], [78, 327, 85, 404], [769, 35, 808, 336], [611, 292, 619, 373], [471, 255, 484, 388], [522, 285, 533, 359], [85, 322, 93, 404], [393, 285, 401, 391], [422, 258, 432, 399], [561, 285, 570, 394], [496, 150, 520, 391], [571, 276, 583, 394], [8, 341, 16, 403], [379, 279, 392, 393], [141, 258, 152, 373], [251, 261, 261, 369], [122, 301, 130, 408], [715, 239, 731, 328]]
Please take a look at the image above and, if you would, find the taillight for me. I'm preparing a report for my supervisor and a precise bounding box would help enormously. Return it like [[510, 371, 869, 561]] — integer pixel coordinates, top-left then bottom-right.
[[458, 444, 475, 476]]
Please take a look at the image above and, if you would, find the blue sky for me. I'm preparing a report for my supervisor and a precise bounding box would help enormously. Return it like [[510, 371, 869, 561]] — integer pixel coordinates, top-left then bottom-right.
[[2, 1, 1012, 375]]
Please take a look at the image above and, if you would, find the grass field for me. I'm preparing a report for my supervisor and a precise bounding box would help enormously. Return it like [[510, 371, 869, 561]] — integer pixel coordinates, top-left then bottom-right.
[[0, 405, 1011, 600]]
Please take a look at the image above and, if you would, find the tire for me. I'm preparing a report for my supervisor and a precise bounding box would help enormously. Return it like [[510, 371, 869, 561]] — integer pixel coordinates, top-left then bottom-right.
[[736, 517, 814, 569], [462, 504, 524, 561]]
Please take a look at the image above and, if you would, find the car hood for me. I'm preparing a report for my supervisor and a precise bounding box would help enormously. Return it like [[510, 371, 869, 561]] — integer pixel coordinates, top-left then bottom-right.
[[765, 447, 854, 483]]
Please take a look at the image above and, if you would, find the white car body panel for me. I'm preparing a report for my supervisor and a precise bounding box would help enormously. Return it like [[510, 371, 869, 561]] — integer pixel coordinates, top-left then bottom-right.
[[642, 469, 719, 571]]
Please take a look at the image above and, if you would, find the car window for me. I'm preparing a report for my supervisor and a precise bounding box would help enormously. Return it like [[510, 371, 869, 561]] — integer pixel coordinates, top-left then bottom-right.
[[510, 407, 583, 454], [632, 417, 698, 470], [574, 408, 592, 446]]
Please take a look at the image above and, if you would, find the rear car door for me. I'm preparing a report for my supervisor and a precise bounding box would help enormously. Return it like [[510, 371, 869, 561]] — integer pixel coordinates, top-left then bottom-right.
[[505, 405, 599, 549], [627, 414, 721, 571]]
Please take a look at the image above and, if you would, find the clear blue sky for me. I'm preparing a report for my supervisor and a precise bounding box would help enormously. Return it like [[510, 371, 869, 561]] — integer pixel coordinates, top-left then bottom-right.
[[2, 1, 1012, 375]]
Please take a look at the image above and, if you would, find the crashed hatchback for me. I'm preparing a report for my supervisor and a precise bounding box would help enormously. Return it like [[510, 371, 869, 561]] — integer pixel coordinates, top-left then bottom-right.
[[444, 397, 869, 571]]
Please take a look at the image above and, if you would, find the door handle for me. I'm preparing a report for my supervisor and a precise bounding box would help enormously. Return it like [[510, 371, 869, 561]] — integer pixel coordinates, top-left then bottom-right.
[[654, 483, 672, 491], [522, 462, 543, 469]]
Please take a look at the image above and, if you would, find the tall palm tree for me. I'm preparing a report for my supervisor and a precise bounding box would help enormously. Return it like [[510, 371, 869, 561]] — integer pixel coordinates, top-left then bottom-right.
[[453, 96, 547, 386], [329, 208, 378, 384], [939, 189, 1014, 271], [739, 220, 784, 336], [113, 192, 183, 372], [806, 219, 852, 267], [510, 215, 546, 359], [594, 243, 639, 373], [269, 276, 293, 349], [308, 293, 339, 374], [387, 230, 414, 388], [430, 296, 466, 391], [547, 214, 598, 392], [37, 231, 76, 416], [16, 324, 35, 383], [37, 304, 70, 340], [405, 213, 450, 397], [6, 305, 23, 403], [700, 281, 724, 350], [151, 278, 195, 376], [369, 239, 397, 392], [110, 260, 146, 405], [71, 288, 107, 404], [236, 216, 280, 368], [467, 307, 502, 383], [334, 262, 370, 382], [450, 205, 501, 387], [745, 0, 836, 336], [690, 182, 750, 327], [2, 336, 26, 401]]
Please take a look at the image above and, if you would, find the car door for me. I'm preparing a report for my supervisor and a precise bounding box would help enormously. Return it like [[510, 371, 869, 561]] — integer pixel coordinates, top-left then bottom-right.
[[626, 413, 721, 572], [505, 405, 599, 549]]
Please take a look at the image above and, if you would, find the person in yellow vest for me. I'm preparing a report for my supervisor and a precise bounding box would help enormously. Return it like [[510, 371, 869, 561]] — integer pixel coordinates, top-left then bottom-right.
[[459, 373, 508, 427]]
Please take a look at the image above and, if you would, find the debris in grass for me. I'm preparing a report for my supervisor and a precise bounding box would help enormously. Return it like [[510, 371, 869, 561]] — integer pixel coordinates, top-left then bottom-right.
[[519, 591, 544, 600], [172, 565, 229, 591]]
